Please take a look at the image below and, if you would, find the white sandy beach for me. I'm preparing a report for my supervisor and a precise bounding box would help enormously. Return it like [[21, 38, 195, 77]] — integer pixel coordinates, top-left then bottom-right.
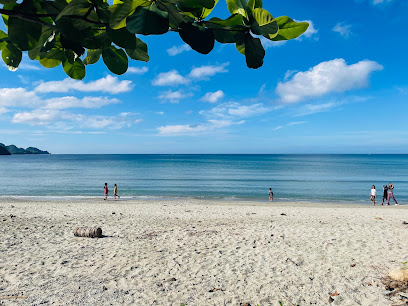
[[0, 198, 407, 305]]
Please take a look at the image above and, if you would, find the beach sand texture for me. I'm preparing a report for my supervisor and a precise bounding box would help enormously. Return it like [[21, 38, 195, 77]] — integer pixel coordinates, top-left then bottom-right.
[[1, 199, 407, 305]]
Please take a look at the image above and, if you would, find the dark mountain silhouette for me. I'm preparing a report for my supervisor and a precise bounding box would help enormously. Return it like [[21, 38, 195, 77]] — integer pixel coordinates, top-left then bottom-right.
[[0, 143, 50, 155]]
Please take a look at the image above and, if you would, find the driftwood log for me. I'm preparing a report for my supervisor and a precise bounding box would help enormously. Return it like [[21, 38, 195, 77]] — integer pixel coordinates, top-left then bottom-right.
[[74, 227, 102, 238]]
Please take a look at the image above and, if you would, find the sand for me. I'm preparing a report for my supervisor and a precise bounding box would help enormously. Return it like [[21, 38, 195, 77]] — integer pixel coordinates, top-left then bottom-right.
[[0, 198, 407, 305]]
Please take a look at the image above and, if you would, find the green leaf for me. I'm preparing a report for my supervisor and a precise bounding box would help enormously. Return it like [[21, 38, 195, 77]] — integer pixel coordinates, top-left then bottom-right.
[[201, 0, 218, 19], [8, 16, 42, 51], [0, 30, 8, 50], [56, 18, 86, 43], [251, 8, 278, 39], [179, 23, 214, 54], [207, 15, 246, 44], [109, 0, 148, 30], [60, 35, 85, 56], [102, 45, 128, 74], [28, 27, 54, 60], [0, 0, 17, 5], [179, 0, 215, 9], [83, 49, 102, 65], [273, 16, 309, 41], [226, 0, 249, 19], [63, 57, 86, 79], [244, 33, 264, 68], [56, 0, 92, 21], [125, 37, 149, 62], [248, 0, 262, 10], [107, 27, 136, 49], [39, 48, 64, 68], [126, 3, 169, 35], [235, 42, 245, 55], [178, 0, 217, 19], [1, 42, 22, 70], [82, 31, 111, 49], [157, 2, 191, 28]]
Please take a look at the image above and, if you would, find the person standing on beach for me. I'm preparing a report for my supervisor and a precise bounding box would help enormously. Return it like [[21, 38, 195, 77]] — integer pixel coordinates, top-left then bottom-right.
[[370, 185, 376, 205], [269, 188, 273, 202], [387, 182, 399, 205], [104, 183, 109, 200], [381, 185, 388, 205], [114, 184, 119, 200]]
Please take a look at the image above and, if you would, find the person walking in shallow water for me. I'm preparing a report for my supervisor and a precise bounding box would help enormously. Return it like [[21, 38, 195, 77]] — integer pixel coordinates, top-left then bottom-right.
[[268, 188, 273, 202], [370, 185, 376, 205], [387, 182, 399, 205], [104, 183, 109, 200]]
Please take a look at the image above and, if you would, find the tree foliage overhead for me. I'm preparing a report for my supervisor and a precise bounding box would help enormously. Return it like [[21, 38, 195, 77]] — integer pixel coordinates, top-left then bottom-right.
[[0, 0, 309, 79]]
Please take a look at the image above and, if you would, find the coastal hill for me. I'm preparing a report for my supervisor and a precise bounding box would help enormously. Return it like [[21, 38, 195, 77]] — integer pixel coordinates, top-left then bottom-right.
[[0, 145, 11, 155], [0, 143, 50, 155]]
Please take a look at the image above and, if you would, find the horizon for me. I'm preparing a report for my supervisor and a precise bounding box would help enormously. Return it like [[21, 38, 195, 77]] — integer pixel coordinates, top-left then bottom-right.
[[1, 0, 408, 154]]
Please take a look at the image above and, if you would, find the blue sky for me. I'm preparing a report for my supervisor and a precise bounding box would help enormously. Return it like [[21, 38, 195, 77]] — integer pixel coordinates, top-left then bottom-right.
[[1, 0, 407, 154]]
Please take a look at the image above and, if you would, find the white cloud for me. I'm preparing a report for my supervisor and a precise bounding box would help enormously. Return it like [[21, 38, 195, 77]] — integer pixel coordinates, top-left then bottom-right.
[[0, 107, 8, 114], [273, 121, 307, 131], [0, 87, 120, 110], [333, 22, 352, 38], [296, 102, 339, 116], [189, 63, 229, 80], [157, 119, 244, 136], [34, 75, 133, 94], [152, 63, 229, 87], [296, 20, 318, 40], [0, 88, 40, 108], [12, 109, 66, 125], [284, 70, 298, 81], [127, 66, 149, 74], [227, 103, 269, 117], [158, 90, 193, 103], [44, 96, 120, 110], [287, 121, 307, 127], [276, 58, 383, 103], [201, 102, 269, 118], [261, 38, 287, 49], [156, 111, 164, 115], [152, 70, 190, 86], [372, 0, 392, 4], [12, 110, 141, 129], [18, 62, 41, 70], [201, 90, 224, 103], [167, 44, 191, 56]]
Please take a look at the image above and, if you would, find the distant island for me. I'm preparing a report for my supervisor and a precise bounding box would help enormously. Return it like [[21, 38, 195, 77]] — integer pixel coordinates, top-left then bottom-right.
[[0, 143, 50, 155]]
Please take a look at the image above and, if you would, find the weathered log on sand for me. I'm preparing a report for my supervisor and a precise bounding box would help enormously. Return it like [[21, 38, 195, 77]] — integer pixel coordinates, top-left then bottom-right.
[[74, 227, 102, 238]]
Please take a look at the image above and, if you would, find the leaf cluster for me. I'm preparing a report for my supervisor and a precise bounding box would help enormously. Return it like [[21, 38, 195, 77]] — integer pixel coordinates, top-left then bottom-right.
[[0, 0, 309, 79]]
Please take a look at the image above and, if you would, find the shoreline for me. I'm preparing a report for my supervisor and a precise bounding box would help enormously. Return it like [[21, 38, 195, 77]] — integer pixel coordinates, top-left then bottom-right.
[[0, 195, 402, 206], [1, 199, 407, 305]]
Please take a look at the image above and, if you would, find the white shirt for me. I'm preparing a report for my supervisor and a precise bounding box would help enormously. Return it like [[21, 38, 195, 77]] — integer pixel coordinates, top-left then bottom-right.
[[371, 189, 376, 196]]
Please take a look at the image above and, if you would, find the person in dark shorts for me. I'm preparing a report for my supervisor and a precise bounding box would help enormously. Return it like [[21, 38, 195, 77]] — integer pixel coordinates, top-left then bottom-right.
[[268, 188, 273, 202], [381, 185, 388, 205]]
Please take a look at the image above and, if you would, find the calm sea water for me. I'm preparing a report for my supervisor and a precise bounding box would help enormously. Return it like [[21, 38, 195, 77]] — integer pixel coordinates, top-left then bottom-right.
[[0, 154, 407, 203]]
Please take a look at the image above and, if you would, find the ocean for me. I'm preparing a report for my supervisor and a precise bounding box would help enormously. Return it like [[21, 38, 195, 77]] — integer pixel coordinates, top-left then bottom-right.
[[0, 154, 407, 203]]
